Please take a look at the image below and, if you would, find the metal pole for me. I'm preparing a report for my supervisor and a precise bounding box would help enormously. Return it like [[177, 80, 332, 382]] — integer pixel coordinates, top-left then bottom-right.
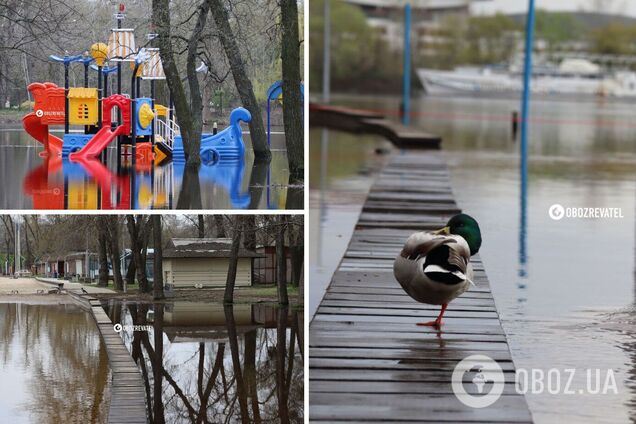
[[520, 0, 535, 196], [519, 0, 535, 286], [151, 80, 155, 147], [267, 99, 271, 146], [402, 4, 411, 126], [15, 221, 20, 273], [131, 65, 139, 168], [64, 63, 70, 134], [322, 0, 331, 103], [98, 67, 103, 127], [84, 63, 89, 88]]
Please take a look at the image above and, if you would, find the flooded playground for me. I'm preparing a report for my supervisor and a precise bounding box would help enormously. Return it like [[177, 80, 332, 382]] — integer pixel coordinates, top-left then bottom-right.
[[310, 94, 636, 424], [0, 128, 298, 210]]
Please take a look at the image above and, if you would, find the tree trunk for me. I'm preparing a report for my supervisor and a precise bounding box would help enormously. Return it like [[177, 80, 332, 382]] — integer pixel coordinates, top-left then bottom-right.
[[197, 214, 205, 238], [224, 217, 243, 304], [152, 0, 202, 166], [97, 218, 109, 287], [126, 216, 151, 293], [214, 215, 226, 238], [207, 0, 271, 160], [152, 215, 164, 300], [244, 216, 256, 250], [280, 0, 304, 181], [107, 217, 123, 291], [289, 218, 303, 287], [276, 216, 288, 305], [125, 259, 136, 287]]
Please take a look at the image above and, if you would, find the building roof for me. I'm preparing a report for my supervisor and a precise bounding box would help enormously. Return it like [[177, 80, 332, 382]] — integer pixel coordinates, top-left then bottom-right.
[[163, 238, 264, 259]]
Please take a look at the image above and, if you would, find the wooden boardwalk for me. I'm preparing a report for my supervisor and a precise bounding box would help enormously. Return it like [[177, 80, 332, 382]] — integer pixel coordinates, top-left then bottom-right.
[[309, 150, 533, 422], [69, 292, 148, 423]]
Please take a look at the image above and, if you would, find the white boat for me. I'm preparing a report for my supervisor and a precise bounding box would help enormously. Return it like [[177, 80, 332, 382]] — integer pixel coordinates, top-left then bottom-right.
[[417, 59, 636, 100]]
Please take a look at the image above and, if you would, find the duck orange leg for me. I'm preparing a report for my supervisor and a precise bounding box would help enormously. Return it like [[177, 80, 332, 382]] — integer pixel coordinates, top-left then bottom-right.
[[417, 303, 448, 328]]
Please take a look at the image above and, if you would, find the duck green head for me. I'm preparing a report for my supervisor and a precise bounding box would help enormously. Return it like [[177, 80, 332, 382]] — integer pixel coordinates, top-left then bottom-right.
[[436, 213, 482, 255]]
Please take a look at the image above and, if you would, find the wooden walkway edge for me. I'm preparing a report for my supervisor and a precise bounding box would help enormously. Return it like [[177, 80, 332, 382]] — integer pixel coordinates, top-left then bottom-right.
[[309, 103, 442, 149], [309, 149, 533, 422], [68, 292, 148, 424]]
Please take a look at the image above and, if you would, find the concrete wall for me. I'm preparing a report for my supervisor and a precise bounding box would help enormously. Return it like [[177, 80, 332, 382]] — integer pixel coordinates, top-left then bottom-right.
[[162, 257, 252, 288]]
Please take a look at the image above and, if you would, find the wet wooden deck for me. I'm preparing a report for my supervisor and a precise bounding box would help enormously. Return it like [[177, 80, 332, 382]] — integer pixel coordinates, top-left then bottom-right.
[[309, 150, 533, 422], [69, 292, 148, 423]]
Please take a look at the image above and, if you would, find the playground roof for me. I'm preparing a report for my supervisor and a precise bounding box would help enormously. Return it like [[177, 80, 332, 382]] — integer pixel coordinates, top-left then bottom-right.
[[108, 28, 136, 62], [68, 87, 98, 98]]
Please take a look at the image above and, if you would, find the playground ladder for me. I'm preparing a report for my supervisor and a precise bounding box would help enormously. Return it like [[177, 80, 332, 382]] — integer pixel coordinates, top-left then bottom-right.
[[154, 116, 180, 147]]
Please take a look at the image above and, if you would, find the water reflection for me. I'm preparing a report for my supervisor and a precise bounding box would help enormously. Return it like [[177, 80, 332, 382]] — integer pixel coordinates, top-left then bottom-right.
[[104, 301, 304, 423], [0, 302, 110, 424], [0, 130, 298, 209]]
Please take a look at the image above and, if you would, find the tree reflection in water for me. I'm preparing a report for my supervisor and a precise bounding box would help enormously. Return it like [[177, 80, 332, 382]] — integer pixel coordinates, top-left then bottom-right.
[[106, 301, 304, 423], [0, 303, 110, 423]]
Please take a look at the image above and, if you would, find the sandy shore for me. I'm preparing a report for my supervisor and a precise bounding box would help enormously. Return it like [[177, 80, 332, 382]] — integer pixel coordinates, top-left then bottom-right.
[[0, 276, 49, 294]]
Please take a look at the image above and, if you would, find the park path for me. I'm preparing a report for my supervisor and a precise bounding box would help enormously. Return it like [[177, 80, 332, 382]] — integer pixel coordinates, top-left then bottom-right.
[[309, 150, 533, 422]]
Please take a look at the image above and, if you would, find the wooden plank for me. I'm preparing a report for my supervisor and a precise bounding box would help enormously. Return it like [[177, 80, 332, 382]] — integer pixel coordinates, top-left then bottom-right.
[[310, 150, 532, 422]]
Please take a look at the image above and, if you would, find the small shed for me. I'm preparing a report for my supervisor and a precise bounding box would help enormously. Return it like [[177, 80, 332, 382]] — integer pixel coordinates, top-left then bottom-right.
[[162, 238, 263, 289]]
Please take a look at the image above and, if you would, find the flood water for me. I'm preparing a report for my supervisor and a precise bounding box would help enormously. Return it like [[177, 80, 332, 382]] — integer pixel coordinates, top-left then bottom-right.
[[0, 301, 110, 423], [310, 94, 636, 423], [104, 301, 304, 423], [0, 129, 301, 210]]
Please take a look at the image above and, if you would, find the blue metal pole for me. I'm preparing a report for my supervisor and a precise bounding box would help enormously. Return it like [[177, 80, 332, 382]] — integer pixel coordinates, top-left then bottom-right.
[[519, 0, 535, 287], [267, 99, 271, 146], [402, 4, 411, 126], [520, 0, 535, 176]]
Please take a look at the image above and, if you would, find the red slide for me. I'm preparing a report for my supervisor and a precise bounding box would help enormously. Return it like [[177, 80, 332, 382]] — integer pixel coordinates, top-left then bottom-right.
[[69, 124, 127, 161], [69, 94, 131, 162], [22, 112, 63, 156]]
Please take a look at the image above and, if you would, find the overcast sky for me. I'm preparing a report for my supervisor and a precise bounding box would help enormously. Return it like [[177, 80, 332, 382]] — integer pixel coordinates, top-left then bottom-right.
[[471, 0, 636, 18]]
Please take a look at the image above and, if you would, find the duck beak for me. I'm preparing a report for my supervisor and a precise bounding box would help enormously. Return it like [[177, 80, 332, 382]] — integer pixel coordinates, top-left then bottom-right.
[[433, 226, 450, 235]]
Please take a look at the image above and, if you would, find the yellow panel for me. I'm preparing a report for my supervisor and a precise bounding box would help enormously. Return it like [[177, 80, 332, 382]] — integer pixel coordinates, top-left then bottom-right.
[[68, 88, 98, 125]]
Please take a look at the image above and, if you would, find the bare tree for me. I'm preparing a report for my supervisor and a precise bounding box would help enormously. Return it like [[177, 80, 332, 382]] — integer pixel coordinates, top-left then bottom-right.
[[224, 216, 243, 304], [97, 217, 109, 287], [152, 0, 209, 167], [106, 216, 124, 291], [197, 215, 205, 238], [152, 215, 164, 300], [207, 0, 271, 160], [126, 215, 152, 293], [280, 0, 304, 180], [276, 215, 288, 305]]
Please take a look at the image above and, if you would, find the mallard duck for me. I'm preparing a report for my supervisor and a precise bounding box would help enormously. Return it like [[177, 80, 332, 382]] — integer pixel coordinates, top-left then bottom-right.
[[393, 214, 482, 328]]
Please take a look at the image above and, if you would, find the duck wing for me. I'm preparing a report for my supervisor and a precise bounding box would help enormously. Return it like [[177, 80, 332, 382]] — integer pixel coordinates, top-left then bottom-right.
[[399, 231, 448, 260], [423, 235, 471, 285]]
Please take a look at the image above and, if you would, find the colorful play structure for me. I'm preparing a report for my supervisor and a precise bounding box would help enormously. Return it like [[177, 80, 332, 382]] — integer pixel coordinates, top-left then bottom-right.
[[21, 3, 250, 171]]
